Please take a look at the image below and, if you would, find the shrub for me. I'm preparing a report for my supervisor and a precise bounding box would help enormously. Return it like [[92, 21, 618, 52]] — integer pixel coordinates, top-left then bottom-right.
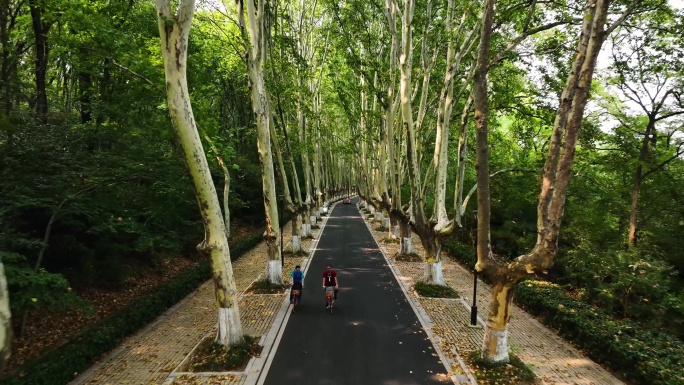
[[2, 251, 91, 315], [516, 281, 684, 385], [246, 279, 288, 294], [1, 228, 265, 385], [442, 238, 477, 269], [443, 238, 684, 385], [414, 281, 459, 298], [470, 351, 536, 384], [184, 335, 259, 372]]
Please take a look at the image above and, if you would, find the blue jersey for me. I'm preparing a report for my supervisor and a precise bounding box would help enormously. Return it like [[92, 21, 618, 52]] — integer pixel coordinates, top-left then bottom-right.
[[290, 269, 304, 283]]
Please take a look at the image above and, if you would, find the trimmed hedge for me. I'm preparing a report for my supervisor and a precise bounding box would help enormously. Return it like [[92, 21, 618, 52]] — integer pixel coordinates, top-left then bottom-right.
[[2, 228, 265, 385], [443, 239, 684, 385], [516, 282, 684, 385]]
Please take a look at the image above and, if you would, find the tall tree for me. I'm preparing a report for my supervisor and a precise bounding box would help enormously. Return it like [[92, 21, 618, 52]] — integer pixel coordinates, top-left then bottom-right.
[[236, 0, 282, 284], [474, 0, 642, 362], [155, 0, 243, 346], [28, 0, 53, 124], [606, 25, 684, 247], [0, 259, 10, 371]]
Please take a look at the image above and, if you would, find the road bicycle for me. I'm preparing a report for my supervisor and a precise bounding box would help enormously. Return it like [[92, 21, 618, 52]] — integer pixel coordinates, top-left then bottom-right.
[[291, 284, 302, 313], [291, 289, 301, 312], [325, 286, 335, 315]]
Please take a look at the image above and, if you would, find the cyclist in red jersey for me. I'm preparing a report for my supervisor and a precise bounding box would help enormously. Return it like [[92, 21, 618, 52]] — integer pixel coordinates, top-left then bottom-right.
[[322, 265, 339, 307]]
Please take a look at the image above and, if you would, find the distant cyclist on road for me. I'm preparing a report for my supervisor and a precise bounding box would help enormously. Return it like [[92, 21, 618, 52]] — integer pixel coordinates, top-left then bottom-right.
[[322, 264, 338, 307], [290, 265, 304, 304]]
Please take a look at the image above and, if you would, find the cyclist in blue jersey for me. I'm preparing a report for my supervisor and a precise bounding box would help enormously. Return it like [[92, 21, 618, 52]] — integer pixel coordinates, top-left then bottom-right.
[[290, 265, 304, 304]]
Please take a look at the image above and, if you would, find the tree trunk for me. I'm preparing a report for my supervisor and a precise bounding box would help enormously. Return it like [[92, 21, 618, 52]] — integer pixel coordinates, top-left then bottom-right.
[[454, 94, 473, 225], [473, 0, 495, 282], [0, 0, 10, 116], [0, 259, 11, 371], [399, 219, 412, 254], [477, 0, 615, 362], [242, 0, 282, 284], [482, 280, 515, 362], [415, 228, 446, 286], [29, 0, 49, 123], [155, 0, 243, 346], [78, 71, 92, 123], [628, 121, 652, 247], [292, 213, 302, 253]]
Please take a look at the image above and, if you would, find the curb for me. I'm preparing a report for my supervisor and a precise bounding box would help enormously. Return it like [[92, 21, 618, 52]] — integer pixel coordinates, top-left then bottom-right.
[[245, 199, 339, 385], [358, 203, 476, 385]]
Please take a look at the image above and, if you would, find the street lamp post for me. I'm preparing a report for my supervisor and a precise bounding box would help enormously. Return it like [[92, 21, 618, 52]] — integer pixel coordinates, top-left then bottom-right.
[[471, 209, 479, 327], [279, 194, 284, 268]]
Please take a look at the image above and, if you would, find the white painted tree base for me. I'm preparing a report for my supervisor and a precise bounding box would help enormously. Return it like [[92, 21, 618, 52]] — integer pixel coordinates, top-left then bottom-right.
[[266, 260, 283, 284], [374, 213, 382, 221], [0, 261, 10, 368], [292, 236, 301, 253], [400, 237, 412, 254], [482, 326, 510, 363], [217, 307, 243, 346], [310, 215, 317, 224], [381, 218, 389, 228], [424, 260, 445, 285]]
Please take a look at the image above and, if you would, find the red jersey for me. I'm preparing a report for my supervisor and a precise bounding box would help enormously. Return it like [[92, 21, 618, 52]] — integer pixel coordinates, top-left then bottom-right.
[[322, 270, 337, 286]]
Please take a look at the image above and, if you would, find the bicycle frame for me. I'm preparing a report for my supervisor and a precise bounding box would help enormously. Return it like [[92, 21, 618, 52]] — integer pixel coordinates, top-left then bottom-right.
[[325, 286, 335, 314]]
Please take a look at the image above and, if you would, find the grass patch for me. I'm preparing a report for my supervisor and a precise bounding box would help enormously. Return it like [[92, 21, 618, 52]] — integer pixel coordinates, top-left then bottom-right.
[[284, 250, 309, 258], [245, 279, 289, 294], [311, 224, 320, 230], [394, 252, 423, 262], [414, 281, 459, 298], [184, 335, 261, 372], [366, 214, 374, 219], [374, 225, 389, 231], [382, 237, 400, 244], [469, 351, 536, 384]]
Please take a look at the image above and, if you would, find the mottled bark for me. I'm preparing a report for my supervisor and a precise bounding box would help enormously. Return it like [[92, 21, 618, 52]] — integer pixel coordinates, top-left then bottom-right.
[[29, 0, 50, 123], [241, 0, 282, 284], [476, 0, 619, 362], [0, 260, 10, 371], [156, 0, 243, 346]]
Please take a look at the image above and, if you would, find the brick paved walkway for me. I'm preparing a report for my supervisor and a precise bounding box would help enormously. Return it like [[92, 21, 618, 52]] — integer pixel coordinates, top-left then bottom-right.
[[70, 221, 322, 385], [70, 204, 623, 385], [365, 214, 624, 385]]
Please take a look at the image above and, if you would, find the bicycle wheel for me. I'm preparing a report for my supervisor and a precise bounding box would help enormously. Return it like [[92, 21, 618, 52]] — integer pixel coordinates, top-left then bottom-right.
[[292, 290, 299, 313]]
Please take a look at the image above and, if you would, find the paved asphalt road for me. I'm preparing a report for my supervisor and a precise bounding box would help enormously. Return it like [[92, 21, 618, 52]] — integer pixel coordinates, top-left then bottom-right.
[[262, 198, 451, 385]]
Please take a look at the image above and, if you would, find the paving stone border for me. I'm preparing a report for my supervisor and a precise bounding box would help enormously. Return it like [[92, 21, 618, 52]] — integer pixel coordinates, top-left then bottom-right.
[[357, 203, 473, 385], [166, 201, 338, 385], [360, 203, 625, 385], [69, 200, 339, 385]]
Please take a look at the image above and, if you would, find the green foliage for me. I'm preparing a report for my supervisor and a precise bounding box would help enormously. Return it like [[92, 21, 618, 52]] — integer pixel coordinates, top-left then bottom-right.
[[246, 279, 288, 294], [442, 238, 477, 269], [0, 228, 264, 385], [414, 281, 459, 298], [394, 252, 423, 262], [1, 251, 90, 314], [185, 335, 259, 372], [443, 239, 684, 385], [470, 351, 536, 384], [558, 243, 680, 327], [516, 281, 684, 385]]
